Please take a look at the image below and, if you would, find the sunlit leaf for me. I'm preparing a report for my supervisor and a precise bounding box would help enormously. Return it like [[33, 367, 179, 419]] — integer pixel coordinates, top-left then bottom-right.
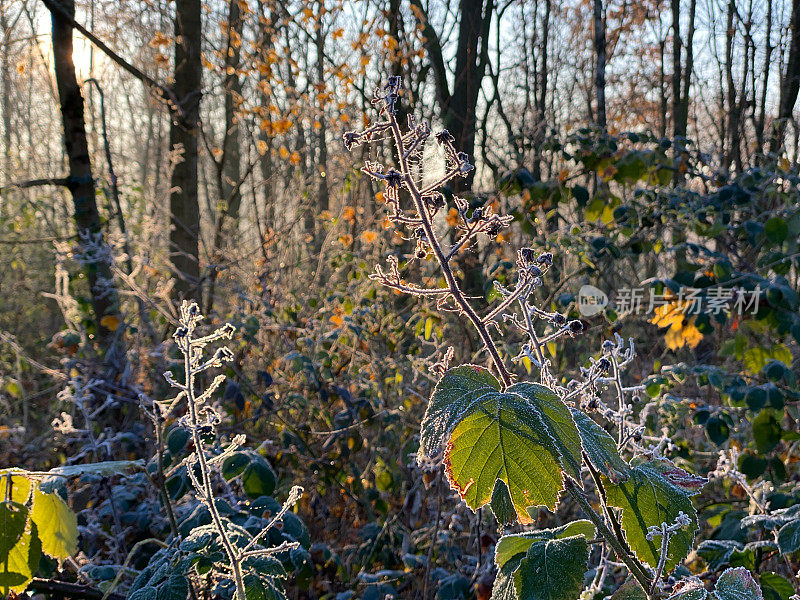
[[571, 409, 630, 483], [419, 366, 582, 524], [605, 459, 703, 572], [30, 489, 78, 560], [492, 534, 589, 600], [0, 523, 41, 597], [0, 503, 28, 562]]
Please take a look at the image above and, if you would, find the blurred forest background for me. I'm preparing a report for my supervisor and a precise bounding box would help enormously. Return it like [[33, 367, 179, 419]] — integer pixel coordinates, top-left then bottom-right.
[[1, 0, 800, 598]]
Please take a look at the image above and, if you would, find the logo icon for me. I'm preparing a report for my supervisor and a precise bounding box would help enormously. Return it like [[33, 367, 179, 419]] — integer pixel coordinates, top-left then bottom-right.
[[577, 285, 608, 317]]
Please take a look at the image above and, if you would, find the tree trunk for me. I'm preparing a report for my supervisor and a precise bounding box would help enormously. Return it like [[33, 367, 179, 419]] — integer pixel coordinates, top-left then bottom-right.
[[168, 0, 202, 300], [533, 0, 551, 180], [1, 0, 11, 191], [205, 0, 243, 314], [314, 0, 329, 230], [769, 0, 800, 155], [756, 0, 772, 153], [593, 0, 606, 131], [671, 0, 682, 138], [723, 0, 740, 172], [50, 0, 125, 367], [678, 0, 696, 138], [412, 0, 493, 190], [257, 0, 275, 227], [221, 0, 243, 225]]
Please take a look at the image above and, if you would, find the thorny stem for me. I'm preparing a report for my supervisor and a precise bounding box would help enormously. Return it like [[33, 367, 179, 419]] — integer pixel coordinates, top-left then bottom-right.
[[585, 456, 632, 564], [168, 303, 302, 600], [180, 340, 247, 600], [385, 114, 513, 387], [610, 353, 629, 447]]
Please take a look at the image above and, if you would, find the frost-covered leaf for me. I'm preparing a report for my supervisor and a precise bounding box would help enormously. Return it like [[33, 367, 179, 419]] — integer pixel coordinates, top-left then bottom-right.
[[492, 535, 589, 600], [244, 573, 287, 600], [419, 366, 582, 523], [30, 489, 78, 560], [571, 409, 630, 483], [128, 586, 158, 600], [156, 574, 189, 600], [667, 578, 708, 600], [495, 521, 595, 568], [418, 365, 502, 458], [611, 580, 649, 600], [714, 567, 762, 600], [505, 382, 582, 481], [605, 459, 701, 572], [696, 540, 747, 570], [777, 519, 800, 554], [45, 460, 144, 478]]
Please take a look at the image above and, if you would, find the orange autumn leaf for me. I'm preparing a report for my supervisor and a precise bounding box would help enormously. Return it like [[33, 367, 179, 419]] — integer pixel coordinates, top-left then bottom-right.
[[650, 302, 703, 350], [446, 208, 459, 227], [100, 315, 120, 331], [361, 230, 378, 244], [342, 206, 356, 223]]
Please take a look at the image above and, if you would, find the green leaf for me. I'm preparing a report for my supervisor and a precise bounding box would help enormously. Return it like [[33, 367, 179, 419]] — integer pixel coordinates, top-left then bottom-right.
[[167, 428, 191, 456], [777, 519, 800, 554], [705, 415, 730, 445], [744, 345, 792, 375], [0, 503, 28, 562], [222, 452, 251, 481], [752, 411, 782, 454], [605, 459, 703, 572], [765, 218, 788, 244], [156, 574, 189, 600], [30, 489, 78, 560], [495, 521, 595, 567], [490, 480, 516, 526], [420, 366, 582, 524], [242, 457, 277, 499], [611, 580, 649, 600], [128, 586, 158, 600], [0, 523, 42, 597], [759, 573, 793, 600], [0, 471, 33, 505], [714, 567, 763, 600], [419, 365, 501, 459], [493, 535, 589, 600], [571, 409, 630, 483], [506, 383, 582, 481]]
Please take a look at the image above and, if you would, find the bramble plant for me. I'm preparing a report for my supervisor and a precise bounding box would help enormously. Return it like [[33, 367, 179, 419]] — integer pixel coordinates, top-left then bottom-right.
[[1, 303, 307, 600], [343, 77, 772, 600]]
